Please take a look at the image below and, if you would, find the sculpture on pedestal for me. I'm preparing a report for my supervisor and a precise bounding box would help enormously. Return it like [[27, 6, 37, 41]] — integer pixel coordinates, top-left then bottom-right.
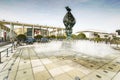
[[63, 6, 76, 39]]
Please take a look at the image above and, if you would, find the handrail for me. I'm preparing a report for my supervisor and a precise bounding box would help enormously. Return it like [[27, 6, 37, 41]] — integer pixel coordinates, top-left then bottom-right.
[[0, 45, 14, 63]]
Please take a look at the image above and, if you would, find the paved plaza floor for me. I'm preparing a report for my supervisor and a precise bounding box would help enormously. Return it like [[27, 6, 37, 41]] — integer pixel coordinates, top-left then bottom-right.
[[0, 42, 120, 80]]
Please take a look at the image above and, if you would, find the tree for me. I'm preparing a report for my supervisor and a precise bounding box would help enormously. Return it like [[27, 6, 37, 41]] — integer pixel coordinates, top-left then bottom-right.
[[34, 35, 43, 40], [77, 32, 86, 39], [93, 32, 98, 37], [49, 35, 56, 39], [95, 34, 101, 42], [71, 34, 77, 39], [57, 35, 66, 39], [112, 36, 120, 47], [104, 35, 108, 38], [16, 34, 26, 41]]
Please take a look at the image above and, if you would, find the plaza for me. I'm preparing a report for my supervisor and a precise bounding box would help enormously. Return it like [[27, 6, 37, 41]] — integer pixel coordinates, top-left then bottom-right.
[[0, 40, 120, 80], [0, 0, 120, 80]]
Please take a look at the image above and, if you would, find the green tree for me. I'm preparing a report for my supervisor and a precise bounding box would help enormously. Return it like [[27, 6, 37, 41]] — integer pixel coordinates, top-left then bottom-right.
[[77, 32, 86, 39], [34, 35, 43, 40], [112, 36, 120, 47], [57, 35, 66, 39], [16, 34, 26, 41], [71, 34, 77, 39], [50, 35, 56, 39], [95, 34, 101, 42], [104, 35, 108, 38]]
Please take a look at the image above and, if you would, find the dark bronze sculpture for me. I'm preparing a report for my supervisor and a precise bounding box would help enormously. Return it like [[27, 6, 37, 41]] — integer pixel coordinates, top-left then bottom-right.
[[63, 6, 76, 39]]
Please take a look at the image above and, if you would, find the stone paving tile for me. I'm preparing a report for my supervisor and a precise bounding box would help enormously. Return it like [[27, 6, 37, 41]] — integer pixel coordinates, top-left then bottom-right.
[[33, 70, 52, 80], [49, 67, 65, 77], [0, 70, 8, 80], [8, 70, 17, 80], [2, 58, 15, 71], [67, 69, 86, 79], [45, 63, 59, 70], [55, 60, 67, 66], [11, 57, 20, 71], [0, 61, 8, 72], [49, 57, 60, 63], [54, 73, 73, 80], [18, 59, 31, 70], [31, 59, 42, 67], [60, 65, 73, 72], [41, 58, 52, 65], [96, 69, 116, 79], [16, 75, 34, 80], [33, 66, 46, 72], [101, 64, 120, 72], [83, 63, 100, 70], [75, 66, 92, 75], [81, 72, 110, 80], [75, 59, 89, 66], [112, 72, 120, 80], [63, 60, 74, 64], [15, 68, 34, 80], [69, 61, 83, 67]]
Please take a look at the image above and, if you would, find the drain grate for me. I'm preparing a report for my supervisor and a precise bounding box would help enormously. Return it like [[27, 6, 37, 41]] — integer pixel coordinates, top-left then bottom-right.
[[116, 62, 120, 64], [90, 65, 93, 67], [8, 68, 11, 71], [74, 58, 76, 60], [11, 63, 14, 65], [23, 71, 27, 74], [108, 67, 113, 70], [112, 64, 116, 66], [96, 75, 102, 78], [103, 70, 108, 73]]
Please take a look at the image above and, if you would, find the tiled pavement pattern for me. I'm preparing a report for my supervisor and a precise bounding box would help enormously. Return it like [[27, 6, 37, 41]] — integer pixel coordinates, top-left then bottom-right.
[[0, 45, 120, 80]]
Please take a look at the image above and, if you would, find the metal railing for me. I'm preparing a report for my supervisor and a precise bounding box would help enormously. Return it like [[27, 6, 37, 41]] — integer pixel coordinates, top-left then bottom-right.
[[0, 45, 14, 63]]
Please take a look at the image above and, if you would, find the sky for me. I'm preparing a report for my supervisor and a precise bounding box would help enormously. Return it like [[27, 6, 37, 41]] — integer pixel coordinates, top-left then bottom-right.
[[0, 0, 120, 33]]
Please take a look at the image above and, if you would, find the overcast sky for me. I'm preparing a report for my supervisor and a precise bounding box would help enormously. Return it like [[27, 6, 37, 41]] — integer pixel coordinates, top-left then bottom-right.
[[0, 0, 120, 33]]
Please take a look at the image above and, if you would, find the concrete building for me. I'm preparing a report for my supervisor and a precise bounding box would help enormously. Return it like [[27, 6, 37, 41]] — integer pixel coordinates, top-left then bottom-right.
[[14, 28, 48, 37], [0, 20, 65, 39], [0, 23, 10, 41], [77, 30, 115, 39]]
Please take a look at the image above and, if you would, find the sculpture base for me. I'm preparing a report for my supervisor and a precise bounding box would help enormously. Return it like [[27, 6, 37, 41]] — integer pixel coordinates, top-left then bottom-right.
[[66, 36, 72, 40]]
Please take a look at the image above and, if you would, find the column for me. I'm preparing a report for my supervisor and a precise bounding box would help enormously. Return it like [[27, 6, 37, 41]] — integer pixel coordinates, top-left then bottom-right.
[[60, 29, 62, 36], [47, 28, 49, 36], [10, 23, 14, 40], [5, 28, 8, 41], [49, 29, 52, 36], [0, 25, 2, 38], [56, 28, 58, 39], [52, 30, 54, 36], [22, 25, 24, 34], [63, 29, 65, 36], [39, 26, 41, 35], [57, 29, 60, 37], [32, 25, 34, 38]]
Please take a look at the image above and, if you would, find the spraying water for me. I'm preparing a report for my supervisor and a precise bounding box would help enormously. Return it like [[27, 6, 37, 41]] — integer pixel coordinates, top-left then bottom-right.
[[34, 40, 119, 58]]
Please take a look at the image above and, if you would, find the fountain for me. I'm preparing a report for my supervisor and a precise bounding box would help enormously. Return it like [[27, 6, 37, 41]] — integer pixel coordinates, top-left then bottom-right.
[[34, 40, 119, 58], [33, 6, 119, 59]]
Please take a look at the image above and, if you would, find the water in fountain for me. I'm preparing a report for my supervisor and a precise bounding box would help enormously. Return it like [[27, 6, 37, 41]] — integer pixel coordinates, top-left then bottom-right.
[[34, 40, 119, 58], [72, 40, 119, 58]]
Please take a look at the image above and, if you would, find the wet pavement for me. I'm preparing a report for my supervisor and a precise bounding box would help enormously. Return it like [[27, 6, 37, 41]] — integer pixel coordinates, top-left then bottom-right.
[[0, 41, 120, 80]]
